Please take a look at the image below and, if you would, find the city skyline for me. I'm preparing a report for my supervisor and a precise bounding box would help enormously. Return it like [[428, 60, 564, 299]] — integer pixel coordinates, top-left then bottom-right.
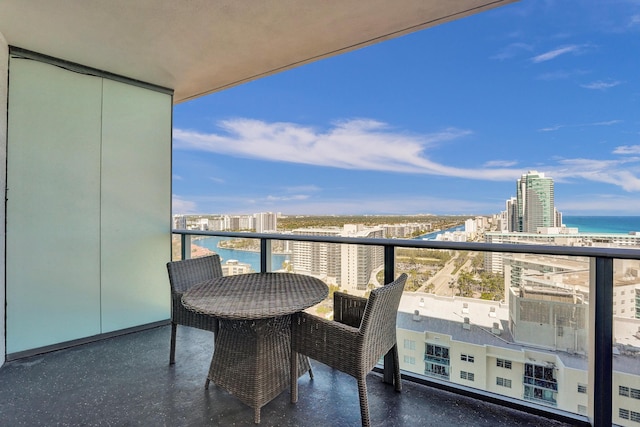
[[173, 1, 640, 216]]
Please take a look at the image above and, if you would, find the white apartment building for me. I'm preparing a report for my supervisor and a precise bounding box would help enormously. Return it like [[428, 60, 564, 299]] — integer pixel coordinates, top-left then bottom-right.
[[341, 224, 384, 292], [291, 227, 342, 284], [291, 224, 383, 293], [396, 292, 640, 425], [464, 218, 477, 234], [221, 259, 253, 276], [254, 212, 277, 233], [484, 230, 640, 275], [382, 222, 431, 238]]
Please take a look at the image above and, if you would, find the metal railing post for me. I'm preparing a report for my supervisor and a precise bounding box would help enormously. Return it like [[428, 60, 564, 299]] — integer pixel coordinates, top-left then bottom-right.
[[260, 238, 272, 273], [181, 234, 191, 260], [590, 257, 613, 427], [383, 244, 396, 385]]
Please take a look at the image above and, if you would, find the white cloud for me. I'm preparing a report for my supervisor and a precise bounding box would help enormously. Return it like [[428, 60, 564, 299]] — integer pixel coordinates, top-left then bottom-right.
[[266, 194, 310, 201], [490, 42, 533, 60], [483, 160, 518, 167], [550, 158, 640, 192], [561, 194, 640, 214], [210, 177, 225, 183], [593, 120, 623, 126], [539, 119, 621, 132], [246, 195, 500, 216], [531, 45, 584, 63], [539, 124, 564, 132], [580, 80, 622, 90], [174, 118, 522, 181], [614, 145, 640, 154], [283, 185, 321, 193], [174, 118, 640, 198], [172, 195, 198, 214]]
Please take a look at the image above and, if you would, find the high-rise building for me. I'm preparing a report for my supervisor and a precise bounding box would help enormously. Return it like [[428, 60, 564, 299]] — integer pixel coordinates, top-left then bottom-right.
[[506, 197, 518, 232], [516, 171, 556, 233], [254, 212, 277, 233], [291, 227, 342, 284], [291, 224, 384, 293]]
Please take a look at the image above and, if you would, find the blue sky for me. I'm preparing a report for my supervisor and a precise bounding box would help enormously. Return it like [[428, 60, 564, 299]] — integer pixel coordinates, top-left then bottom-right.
[[172, 0, 640, 216]]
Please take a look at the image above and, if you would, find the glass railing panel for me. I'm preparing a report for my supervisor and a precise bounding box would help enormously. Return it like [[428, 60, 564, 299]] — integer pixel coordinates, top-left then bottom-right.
[[395, 249, 590, 418], [612, 258, 640, 427]]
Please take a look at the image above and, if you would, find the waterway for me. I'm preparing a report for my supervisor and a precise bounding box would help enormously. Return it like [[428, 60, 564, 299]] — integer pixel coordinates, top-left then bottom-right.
[[418, 225, 465, 240], [193, 217, 640, 272], [194, 236, 290, 272]]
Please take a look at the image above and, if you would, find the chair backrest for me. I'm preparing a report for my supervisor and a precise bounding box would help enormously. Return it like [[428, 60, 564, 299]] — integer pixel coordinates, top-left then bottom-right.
[[166, 254, 223, 294], [359, 273, 407, 368]]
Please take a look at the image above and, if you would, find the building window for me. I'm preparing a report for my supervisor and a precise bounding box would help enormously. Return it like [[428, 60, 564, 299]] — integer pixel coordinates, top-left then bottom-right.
[[425, 343, 450, 380], [630, 388, 640, 400], [460, 371, 474, 381], [631, 411, 640, 423], [461, 354, 474, 363], [404, 355, 416, 365], [620, 386, 630, 397], [620, 408, 629, 420], [425, 344, 450, 365], [577, 405, 587, 415], [424, 363, 449, 380], [524, 385, 557, 406], [577, 383, 587, 394], [496, 358, 512, 369], [496, 377, 512, 388], [404, 339, 416, 350]]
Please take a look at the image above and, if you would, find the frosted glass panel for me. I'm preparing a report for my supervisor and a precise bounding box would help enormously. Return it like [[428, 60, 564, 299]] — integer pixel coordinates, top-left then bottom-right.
[[100, 79, 172, 332], [6, 57, 102, 353]]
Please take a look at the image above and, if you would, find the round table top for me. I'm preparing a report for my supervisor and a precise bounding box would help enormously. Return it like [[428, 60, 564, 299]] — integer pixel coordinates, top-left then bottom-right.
[[181, 272, 329, 320]]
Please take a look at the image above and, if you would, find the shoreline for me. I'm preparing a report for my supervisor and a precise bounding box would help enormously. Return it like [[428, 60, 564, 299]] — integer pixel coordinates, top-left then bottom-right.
[[191, 243, 215, 258]]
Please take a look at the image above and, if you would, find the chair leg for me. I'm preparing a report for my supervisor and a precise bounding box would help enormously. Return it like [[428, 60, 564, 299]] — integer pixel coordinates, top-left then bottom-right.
[[290, 351, 299, 403], [392, 344, 402, 392], [169, 322, 177, 365], [357, 375, 370, 427]]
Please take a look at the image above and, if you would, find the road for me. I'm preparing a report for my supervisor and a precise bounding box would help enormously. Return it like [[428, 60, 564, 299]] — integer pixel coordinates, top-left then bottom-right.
[[419, 253, 475, 296]]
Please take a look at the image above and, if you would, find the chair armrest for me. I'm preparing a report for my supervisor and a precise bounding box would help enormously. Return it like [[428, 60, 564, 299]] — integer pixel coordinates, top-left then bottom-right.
[[292, 312, 363, 375], [334, 292, 367, 328]]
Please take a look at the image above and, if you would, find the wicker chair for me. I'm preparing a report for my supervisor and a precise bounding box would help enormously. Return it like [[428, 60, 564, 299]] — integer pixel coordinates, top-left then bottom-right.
[[290, 273, 408, 427], [166, 254, 223, 365]]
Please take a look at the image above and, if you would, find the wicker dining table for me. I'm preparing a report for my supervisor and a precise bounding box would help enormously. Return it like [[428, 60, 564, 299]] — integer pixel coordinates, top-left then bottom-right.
[[181, 272, 328, 424]]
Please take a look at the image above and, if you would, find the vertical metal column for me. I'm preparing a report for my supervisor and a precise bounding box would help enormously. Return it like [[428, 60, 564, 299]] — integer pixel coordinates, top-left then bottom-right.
[[383, 245, 396, 385], [181, 234, 191, 260], [260, 239, 272, 273], [591, 256, 613, 426]]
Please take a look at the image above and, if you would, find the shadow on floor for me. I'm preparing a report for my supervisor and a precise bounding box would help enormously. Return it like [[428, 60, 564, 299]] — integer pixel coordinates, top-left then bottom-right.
[[0, 326, 577, 426]]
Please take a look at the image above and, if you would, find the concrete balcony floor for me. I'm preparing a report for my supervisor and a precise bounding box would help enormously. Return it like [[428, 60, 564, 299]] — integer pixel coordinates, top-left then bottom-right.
[[0, 326, 575, 427]]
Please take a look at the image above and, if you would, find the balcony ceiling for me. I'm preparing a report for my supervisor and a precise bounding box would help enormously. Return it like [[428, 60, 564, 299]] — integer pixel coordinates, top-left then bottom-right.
[[0, 0, 515, 103]]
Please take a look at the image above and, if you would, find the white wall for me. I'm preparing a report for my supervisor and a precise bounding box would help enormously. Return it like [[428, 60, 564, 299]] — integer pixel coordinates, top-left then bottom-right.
[[5, 54, 171, 355], [0, 32, 8, 367]]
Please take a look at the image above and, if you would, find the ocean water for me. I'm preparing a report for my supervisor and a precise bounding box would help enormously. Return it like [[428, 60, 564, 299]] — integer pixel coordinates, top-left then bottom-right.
[[562, 216, 640, 234]]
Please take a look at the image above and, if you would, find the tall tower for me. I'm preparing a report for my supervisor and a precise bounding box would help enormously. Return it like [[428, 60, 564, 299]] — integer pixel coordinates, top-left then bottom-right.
[[506, 197, 518, 232], [254, 212, 277, 233], [516, 171, 555, 233]]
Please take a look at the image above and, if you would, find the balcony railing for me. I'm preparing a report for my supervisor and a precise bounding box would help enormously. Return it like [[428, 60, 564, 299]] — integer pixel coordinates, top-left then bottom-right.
[[523, 376, 559, 391], [172, 228, 640, 426]]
